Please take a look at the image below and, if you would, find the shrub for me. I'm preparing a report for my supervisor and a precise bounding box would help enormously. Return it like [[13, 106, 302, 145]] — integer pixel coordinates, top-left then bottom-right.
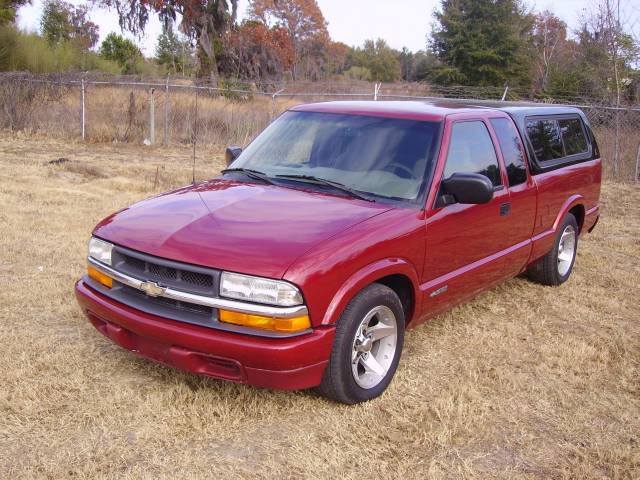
[[0, 25, 121, 73]]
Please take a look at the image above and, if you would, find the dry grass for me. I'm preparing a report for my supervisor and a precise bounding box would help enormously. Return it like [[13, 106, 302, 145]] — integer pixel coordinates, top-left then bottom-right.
[[15, 86, 293, 147], [0, 133, 638, 479], [2, 79, 639, 180]]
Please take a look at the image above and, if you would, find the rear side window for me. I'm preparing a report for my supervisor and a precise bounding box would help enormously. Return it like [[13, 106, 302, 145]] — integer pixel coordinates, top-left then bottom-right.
[[559, 118, 588, 155], [490, 118, 527, 187], [443, 121, 502, 187], [525, 116, 590, 163], [526, 119, 563, 161]]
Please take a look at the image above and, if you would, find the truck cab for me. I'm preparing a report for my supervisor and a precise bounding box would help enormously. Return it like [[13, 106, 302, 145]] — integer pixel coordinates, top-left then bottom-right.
[[76, 101, 601, 404], [422, 105, 600, 315]]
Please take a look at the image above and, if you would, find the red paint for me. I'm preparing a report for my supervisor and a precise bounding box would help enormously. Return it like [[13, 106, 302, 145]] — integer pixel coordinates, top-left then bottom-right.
[[94, 180, 391, 280], [76, 101, 601, 390], [76, 280, 334, 389]]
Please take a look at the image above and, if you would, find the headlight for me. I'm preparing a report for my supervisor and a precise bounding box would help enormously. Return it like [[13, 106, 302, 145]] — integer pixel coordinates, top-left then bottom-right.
[[88, 237, 113, 266], [220, 272, 303, 306]]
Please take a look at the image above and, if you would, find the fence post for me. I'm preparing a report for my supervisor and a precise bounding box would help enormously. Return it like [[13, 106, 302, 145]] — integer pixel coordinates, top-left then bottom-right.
[[163, 75, 169, 146], [80, 78, 85, 140], [501, 84, 509, 101], [271, 89, 284, 120], [149, 87, 155, 145], [635, 143, 640, 183], [613, 110, 620, 178], [374, 83, 381, 101]]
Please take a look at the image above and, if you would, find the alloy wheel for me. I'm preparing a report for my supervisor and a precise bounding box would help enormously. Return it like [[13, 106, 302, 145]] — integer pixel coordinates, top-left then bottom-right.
[[557, 224, 576, 276], [351, 305, 398, 389]]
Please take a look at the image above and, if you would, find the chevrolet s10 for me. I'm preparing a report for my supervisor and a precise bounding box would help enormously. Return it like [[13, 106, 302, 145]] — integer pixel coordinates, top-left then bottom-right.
[[75, 101, 601, 404]]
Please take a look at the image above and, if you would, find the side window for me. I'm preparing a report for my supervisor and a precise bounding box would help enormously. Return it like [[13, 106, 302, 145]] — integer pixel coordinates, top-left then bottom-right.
[[526, 116, 591, 165], [443, 121, 502, 187], [559, 118, 588, 155], [526, 119, 564, 161], [490, 118, 527, 187]]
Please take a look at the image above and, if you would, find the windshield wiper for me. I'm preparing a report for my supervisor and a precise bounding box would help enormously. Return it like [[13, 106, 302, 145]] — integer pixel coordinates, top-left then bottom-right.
[[275, 174, 375, 202], [221, 168, 277, 185]]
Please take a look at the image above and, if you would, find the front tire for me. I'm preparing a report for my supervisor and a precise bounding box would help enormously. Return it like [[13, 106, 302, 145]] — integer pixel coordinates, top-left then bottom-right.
[[527, 213, 579, 286], [317, 283, 405, 404]]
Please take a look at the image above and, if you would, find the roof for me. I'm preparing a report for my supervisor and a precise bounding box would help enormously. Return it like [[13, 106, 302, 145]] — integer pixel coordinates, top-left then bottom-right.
[[290, 101, 489, 121], [290, 100, 584, 122]]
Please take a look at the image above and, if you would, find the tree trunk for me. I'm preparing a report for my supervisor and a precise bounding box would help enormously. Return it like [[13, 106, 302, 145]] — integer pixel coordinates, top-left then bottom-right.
[[197, 37, 219, 86]]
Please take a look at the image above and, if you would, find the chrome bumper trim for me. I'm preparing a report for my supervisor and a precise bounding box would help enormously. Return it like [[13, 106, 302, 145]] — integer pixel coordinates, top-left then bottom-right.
[[87, 257, 309, 318]]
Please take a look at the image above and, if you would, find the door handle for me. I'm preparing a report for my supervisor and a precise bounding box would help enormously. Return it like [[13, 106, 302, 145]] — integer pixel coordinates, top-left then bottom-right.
[[500, 202, 511, 216]]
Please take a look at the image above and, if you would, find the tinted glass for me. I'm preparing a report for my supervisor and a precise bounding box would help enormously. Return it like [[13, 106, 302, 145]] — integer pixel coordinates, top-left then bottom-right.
[[559, 118, 588, 155], [490, 118, 527, 187], [234, 111, 441, 201], [526, 119, 564, 161], [443, 121, 502, 187]]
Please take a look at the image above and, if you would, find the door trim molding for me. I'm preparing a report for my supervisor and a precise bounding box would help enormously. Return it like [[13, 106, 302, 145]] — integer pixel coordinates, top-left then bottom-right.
[[420, 238, 532, 296]]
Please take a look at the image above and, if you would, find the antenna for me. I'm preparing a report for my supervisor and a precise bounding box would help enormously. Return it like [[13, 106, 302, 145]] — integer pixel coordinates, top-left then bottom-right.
[[192, 82, 199, 185]]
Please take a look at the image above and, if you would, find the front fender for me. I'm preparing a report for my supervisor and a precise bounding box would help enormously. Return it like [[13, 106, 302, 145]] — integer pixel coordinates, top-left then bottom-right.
[[320, 258, 421, 327]]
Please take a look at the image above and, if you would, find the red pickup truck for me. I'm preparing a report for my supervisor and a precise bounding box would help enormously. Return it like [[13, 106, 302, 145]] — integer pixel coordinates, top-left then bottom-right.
[[75, 101, 601, 404]]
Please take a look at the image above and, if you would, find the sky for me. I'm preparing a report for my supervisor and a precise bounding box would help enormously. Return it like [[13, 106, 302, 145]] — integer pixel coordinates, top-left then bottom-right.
[[16, 0, 640, 57]]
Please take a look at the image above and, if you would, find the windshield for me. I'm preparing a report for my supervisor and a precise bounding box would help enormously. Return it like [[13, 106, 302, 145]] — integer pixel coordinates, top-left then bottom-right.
[[231, 111, 441, 202]]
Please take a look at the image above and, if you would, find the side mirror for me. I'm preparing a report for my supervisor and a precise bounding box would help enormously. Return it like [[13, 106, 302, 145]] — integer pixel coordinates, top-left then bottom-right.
[[439, 173, 493, 206], [225, 146, 242, 166]]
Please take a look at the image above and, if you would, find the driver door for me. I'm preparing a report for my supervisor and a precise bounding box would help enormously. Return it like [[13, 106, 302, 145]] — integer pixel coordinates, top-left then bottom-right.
[[422, 117, 526, 315]]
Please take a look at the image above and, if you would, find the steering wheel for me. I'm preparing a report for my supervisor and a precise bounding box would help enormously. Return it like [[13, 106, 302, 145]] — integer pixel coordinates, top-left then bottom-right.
[[384, 162, 415, 179]]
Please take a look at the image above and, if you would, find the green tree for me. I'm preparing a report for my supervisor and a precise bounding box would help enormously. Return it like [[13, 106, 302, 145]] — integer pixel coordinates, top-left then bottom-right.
[[574, 0, 639, 103], [155, 23, 191, 74], [351, 39, 401, 83], [0, 0, 30, 25], [413, 50, 440, 82], [398, 47, 414, 81], [343, 65, 371, 81], [430, 0, 534, 87], [40, 0, 99, 50], [41, 0, 67, 44], [100, 32, 142, 73], [99, 0, 237, 80]]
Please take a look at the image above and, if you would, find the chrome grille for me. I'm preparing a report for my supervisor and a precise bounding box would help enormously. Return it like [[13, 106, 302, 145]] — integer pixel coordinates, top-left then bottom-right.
[[92, 245, 223, 326], [181, 270, 214, 288], [113, 248, 217, 296], [148, 262, 178, 280], [121, 285, 214, 317]]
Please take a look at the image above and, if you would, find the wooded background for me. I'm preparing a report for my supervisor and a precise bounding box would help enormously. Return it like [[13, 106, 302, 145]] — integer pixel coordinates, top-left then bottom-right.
[[1, 0, 639, 181], [1, 0, 638, 104]]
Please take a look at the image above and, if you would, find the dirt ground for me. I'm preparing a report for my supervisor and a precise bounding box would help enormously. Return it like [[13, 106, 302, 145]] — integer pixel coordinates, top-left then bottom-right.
[[0, 133, 638, 479]]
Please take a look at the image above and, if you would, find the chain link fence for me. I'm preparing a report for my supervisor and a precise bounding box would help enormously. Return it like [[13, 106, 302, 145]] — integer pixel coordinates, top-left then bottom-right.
[[1, 72, 639, 181]]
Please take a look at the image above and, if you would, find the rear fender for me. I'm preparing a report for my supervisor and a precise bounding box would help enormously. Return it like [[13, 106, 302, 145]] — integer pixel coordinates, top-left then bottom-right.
[[553, 194, 584, 232]]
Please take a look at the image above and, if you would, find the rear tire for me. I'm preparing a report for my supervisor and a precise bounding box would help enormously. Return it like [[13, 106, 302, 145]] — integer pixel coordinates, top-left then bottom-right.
[[317, 283, 405, 404], [527, 213, 578, 286]]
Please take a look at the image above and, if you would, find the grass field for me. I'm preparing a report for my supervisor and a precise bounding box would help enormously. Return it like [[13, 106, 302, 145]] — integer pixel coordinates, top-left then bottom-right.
[[0, 133, 638, 479]]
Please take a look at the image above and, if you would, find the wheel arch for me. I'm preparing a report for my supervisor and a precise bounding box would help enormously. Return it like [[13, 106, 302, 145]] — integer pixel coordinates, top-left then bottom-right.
[[376, 274, 416, 327], [320, 258, 421, 328], [553, 195, 585, 234], [568, 204, 585, 233]]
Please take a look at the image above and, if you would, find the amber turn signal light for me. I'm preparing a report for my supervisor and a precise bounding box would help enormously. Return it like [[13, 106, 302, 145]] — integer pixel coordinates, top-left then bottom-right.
[[88, 265, 113, 288], [218, 309, 310, 333]]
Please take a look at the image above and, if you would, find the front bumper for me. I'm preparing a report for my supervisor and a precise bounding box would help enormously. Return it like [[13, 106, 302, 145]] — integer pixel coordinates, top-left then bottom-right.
[[75, 279, 335, 390]]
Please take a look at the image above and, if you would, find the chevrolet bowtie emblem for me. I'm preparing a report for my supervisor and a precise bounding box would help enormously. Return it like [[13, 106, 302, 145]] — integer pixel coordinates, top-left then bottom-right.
[[140, 281, 166, 297]]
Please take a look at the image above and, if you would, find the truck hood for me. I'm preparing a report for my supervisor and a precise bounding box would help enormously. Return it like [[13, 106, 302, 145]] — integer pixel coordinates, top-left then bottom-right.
[[93, 179, 392, 279]]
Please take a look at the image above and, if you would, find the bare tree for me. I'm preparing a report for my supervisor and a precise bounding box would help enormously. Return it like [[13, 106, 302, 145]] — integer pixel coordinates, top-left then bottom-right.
[[532, 11, 568, 92], [0, 73, 68, 131], [579, 0, 639, 175]]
